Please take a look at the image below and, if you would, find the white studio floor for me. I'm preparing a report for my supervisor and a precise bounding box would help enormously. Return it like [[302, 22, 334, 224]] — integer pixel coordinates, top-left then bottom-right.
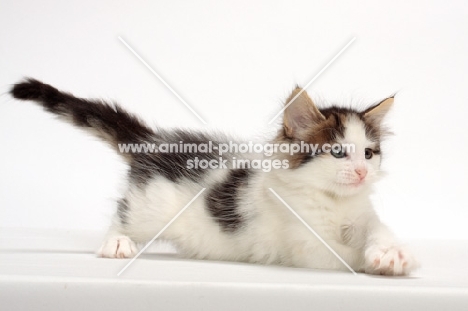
[[1, 228, 467, 311]]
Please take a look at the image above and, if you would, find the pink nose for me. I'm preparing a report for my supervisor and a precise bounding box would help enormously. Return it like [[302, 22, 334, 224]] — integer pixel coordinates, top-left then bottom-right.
[[355, 168, 368, 180]]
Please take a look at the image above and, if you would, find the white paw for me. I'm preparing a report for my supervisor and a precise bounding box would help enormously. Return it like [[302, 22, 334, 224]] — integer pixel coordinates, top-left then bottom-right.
[[97, 236, 138, 258], [364, 244, 419, 276]]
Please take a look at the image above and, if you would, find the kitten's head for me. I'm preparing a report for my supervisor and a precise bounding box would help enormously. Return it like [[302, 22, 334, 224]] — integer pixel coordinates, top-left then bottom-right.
[[277, 87, 393, 197]]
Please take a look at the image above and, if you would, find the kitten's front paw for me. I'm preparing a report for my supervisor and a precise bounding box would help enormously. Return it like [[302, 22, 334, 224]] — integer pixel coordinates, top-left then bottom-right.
[[364, 244, 419, 276], [97, 236, 138, 258]]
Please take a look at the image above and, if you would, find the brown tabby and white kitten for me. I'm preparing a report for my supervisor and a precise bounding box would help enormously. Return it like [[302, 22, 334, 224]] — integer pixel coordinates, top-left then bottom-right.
[[10, 79, 418, 275]]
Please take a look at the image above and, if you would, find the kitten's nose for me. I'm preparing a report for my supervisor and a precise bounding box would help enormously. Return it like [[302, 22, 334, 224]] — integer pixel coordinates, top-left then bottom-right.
[[355, 168, 368, 180]]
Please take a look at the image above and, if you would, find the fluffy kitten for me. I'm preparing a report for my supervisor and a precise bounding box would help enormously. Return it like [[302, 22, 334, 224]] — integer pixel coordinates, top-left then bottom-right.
[[10, 78, 418, 275]]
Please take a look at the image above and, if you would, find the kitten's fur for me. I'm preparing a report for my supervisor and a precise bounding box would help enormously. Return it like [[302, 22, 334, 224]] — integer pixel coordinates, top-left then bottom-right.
[[10, 78, 419, 275]]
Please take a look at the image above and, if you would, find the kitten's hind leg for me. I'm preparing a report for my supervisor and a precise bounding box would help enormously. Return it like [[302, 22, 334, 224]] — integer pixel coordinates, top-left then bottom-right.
[[97, 209, 138, 258], [97, 233, 138, 258]]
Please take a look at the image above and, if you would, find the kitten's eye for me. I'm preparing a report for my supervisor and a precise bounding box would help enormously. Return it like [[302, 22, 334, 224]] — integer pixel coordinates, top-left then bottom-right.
[[331, 148, 346, 158], [365, 148, 373, 159], [310, 149, 322, 157]]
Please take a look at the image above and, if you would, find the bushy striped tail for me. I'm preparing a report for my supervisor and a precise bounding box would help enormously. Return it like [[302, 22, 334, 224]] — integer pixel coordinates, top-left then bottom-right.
[[10, 78, 154, 161]]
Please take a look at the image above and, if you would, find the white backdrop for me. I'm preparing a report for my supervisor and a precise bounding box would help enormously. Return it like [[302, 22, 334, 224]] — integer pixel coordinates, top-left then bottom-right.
[[1, 0, 467, 240]]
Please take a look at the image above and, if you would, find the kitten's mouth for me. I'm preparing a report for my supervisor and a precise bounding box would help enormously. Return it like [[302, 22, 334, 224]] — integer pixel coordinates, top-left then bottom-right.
[[337, 179, 365, 187]]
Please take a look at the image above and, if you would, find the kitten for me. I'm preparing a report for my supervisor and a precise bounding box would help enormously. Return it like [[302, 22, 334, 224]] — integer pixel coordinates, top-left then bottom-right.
[[10, 78, 418, 275]]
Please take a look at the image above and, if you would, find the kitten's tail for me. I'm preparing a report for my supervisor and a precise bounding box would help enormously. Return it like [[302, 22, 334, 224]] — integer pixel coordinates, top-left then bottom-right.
[[10, 78, 154, 162]]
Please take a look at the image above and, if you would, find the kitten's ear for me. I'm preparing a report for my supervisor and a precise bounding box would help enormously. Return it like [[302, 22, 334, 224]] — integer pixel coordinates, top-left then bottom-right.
[[363, 96, 394, 124], [283, 87, 325, 139]]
